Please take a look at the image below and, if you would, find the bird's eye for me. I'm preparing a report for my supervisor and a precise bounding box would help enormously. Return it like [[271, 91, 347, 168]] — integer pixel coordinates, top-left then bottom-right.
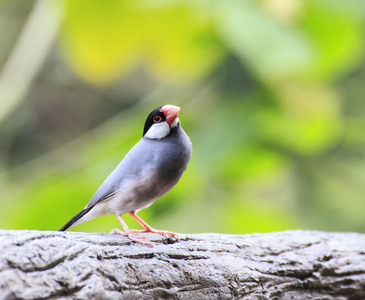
[[153, 115, 162, 123]]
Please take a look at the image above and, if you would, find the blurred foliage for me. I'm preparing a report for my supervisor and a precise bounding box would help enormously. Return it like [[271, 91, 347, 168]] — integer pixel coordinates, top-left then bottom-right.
[[1, 0, 365, 235]]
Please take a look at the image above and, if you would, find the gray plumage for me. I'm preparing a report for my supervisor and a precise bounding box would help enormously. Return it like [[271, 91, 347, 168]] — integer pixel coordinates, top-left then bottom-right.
[[59, 110, 192, 232]]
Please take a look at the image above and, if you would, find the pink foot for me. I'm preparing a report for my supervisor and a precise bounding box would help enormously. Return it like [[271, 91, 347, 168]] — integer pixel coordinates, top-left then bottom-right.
[[131, 228, 179, 239], [128, 211, 179, 240], [111, 228, 155, 246]]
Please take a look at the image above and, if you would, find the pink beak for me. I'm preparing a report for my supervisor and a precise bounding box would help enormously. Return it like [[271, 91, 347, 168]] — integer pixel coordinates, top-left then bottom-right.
[[161, 105, 180, 125]]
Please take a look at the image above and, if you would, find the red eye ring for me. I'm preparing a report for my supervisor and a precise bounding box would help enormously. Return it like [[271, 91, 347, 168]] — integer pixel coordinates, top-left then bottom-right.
[[153, 115, 162, 123]]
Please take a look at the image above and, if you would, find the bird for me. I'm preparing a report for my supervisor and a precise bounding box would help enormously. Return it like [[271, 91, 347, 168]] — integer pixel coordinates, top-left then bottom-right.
[[59, 104, 192, 246]]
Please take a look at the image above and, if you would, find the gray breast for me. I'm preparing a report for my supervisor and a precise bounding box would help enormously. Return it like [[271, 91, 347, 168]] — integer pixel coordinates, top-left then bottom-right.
[[151, 125, 192, 186]]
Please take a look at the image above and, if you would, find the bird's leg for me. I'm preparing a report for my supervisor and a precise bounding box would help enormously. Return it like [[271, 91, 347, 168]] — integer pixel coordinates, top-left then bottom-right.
[[111, 213, 155, 246], [128, 211, 179, 239]]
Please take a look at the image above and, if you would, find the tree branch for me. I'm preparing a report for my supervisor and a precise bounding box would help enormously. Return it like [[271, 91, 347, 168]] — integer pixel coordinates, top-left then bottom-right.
[[1, 230, 364, 299]]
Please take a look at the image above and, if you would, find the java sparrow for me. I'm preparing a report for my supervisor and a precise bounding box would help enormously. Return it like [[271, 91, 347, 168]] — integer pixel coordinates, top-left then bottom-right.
[[59, 105, 192, 246]]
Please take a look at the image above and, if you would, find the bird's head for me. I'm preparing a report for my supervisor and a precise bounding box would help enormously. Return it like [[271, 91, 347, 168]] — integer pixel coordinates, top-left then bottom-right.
[[143, 105, 180, 139]]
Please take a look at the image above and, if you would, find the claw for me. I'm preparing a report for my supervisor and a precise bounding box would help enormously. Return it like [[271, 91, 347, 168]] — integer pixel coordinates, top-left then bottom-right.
[[128, 211, 179, 240], [131, 228, 179, 239], [111, 228, 155, 246]]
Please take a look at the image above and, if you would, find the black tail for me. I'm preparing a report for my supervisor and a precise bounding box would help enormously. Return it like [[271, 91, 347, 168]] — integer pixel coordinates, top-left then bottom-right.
[[59, 207, 93, 231]]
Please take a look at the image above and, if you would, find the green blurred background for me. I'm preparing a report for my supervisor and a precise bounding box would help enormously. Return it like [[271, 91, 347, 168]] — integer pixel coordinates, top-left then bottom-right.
[[1, 0, 365, 234]]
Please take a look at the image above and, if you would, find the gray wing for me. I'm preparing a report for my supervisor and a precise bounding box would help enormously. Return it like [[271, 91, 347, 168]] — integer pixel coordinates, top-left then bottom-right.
[[85, 139, 154, 209]]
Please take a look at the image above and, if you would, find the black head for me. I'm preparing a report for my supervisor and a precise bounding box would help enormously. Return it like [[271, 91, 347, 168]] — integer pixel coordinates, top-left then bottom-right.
[[142, 105, 181, 140], [143, 106, 165, 136]]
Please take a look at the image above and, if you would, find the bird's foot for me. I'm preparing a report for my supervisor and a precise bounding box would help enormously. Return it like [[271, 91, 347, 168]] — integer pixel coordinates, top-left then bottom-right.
[[111, 228, 155, 246], [131, 228, 179, 239]]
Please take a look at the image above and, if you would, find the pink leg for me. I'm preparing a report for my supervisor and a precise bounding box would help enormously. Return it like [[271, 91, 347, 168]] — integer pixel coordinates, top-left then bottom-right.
[[111, 213, 155, 246], [128, 211, 179, 239]]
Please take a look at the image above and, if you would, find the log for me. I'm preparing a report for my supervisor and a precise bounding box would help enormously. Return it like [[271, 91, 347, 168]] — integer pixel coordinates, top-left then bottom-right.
[[0, 229, 364, 299]]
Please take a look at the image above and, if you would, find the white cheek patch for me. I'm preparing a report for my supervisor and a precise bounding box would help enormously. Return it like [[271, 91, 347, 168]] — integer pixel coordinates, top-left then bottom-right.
[[145, 122, 170, 139], [171, 117, 179, 128]]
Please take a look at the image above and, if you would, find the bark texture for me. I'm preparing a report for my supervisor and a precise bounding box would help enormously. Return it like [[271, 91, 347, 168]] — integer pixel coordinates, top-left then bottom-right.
[[0, 229, 364, 299]]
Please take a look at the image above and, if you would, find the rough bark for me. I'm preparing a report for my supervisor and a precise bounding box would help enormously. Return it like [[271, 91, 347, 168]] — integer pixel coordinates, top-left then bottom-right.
[[0, 230, 364, 299]]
